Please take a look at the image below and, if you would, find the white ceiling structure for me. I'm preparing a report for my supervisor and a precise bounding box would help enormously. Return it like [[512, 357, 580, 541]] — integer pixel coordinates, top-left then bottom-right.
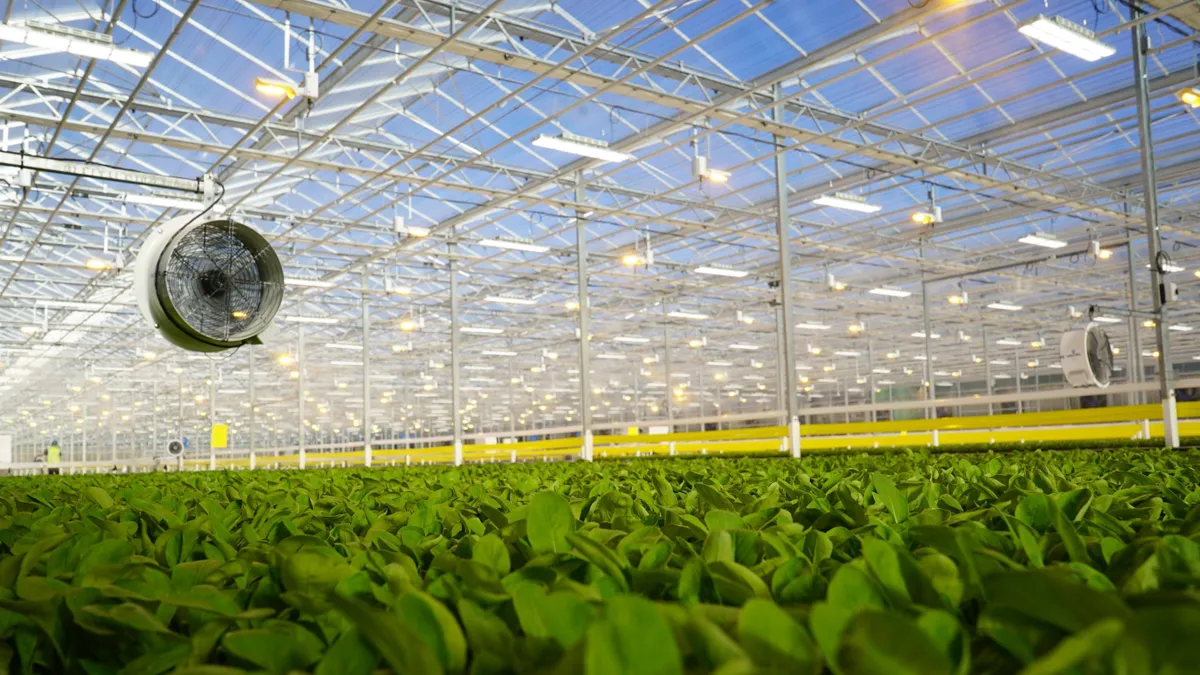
[[0, 0, 1198, 450]]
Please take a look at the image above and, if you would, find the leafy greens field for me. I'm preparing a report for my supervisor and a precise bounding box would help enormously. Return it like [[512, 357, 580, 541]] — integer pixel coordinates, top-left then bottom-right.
[[2, 449, 1200, 674]]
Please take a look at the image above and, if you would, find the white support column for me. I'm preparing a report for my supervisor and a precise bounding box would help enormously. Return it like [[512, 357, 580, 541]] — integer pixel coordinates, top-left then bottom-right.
[[866, 339, 876, 423], [298, 329, 307, 469], [662, 304, 673, 431], [450, 242, 464, 466], [152, 365, 159, 456], [208, 361, 216, 471], [1125, 226, 1145, 405], [576, 174, 594, 462], [248, 353, 256, 471], [982, 324, 993, 415], [1132, 9, 1178, 448], [81, 403, 88, 468], [110, 404, 117, 467], [772, 84, 800, 459], [362, 284, 373, 468]]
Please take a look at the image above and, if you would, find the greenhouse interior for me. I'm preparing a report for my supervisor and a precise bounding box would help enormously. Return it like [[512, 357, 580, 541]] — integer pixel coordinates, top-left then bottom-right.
[[0, 0, 1198, 673]]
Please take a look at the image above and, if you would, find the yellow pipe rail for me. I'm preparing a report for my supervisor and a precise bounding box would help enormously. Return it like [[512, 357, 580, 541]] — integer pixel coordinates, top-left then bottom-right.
[[179, 403, 1199, 469]]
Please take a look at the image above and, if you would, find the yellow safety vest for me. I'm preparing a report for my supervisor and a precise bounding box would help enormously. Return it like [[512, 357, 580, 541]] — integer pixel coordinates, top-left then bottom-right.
[[46, 445, 60, 464]]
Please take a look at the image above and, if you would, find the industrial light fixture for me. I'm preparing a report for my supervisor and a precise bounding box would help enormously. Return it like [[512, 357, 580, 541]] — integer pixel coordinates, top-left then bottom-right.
[[911, 208, 943, 226], [0, 21, 153, 66], [481, 350, 518, 357], [869, 287, 912, 298], [565, 299, 580, 310], [796, 322, 832, 330], [1093, 316, 1122, 324], [461, 326, 504, 335], [478, 237, 550, 253], [729, 343, 760, 351], [282, 315, 339, 325], [911, 331, 941, 339], [1018, 233, 1067, 249], [254, 77, 297, 99], [255, 72, 319, 100], [669, 310, 708, 320], [813, 192, 881, 213], [947, 293, 967, 305], [911, 187, 942, 225], [286, 277, 333, 289], [485, 295, 538, 306], [396, 224, 431, 238], [330, 360, 364, 367], [532, 132, 633, 163], [996, 338, 1022, 346], [1017, 14, 1116, 62], [385, 279, 412, 295], [1147, 262, 1185, 274], [84, 258, 112, 271], [691, 155, 731, 183], [987, 302, 1023, 312], [613, 336, 650, 344], [694, 265, 748, 278], [324, 342, 362, 351], [707, 360, 733, 367], [1178, 87, 1200, 108], [1088, 239, 1112, 260], [834, 350, 861, 357], [1169, 324, 1194, 332], [595, 354, 628, 360]]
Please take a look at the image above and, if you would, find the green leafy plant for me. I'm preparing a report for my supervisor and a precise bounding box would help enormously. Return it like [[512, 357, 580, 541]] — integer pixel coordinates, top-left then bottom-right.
[[1, 448, 1199, 673]]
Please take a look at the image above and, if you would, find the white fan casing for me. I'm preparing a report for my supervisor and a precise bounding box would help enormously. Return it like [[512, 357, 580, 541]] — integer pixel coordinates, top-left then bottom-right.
[[165, 439, 184, 457], [1060, 322, 1112, 388], [134, 215, 283, 352]]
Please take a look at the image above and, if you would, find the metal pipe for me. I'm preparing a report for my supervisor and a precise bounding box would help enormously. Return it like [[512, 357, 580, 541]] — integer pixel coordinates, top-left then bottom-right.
[[1132, 7, 1179, 447], [773, 83, 800, 458]]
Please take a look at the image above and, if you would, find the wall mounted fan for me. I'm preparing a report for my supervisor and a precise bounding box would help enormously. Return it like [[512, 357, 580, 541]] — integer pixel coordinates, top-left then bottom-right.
[[135, 215, 284, 352], [1060, 322, 1113, 388]]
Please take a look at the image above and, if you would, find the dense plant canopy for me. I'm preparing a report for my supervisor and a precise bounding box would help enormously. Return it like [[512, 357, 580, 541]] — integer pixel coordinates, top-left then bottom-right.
[[2, 449, 1200, 674]]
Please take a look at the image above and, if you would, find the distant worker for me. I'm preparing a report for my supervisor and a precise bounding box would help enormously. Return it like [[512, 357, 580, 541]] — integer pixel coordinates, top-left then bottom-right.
[[46, 440, 61, 476]]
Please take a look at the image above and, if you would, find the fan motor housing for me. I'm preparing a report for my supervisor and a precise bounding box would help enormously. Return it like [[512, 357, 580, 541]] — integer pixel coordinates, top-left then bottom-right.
[[1060, 322, 1113, 388], [135, 215, 283, 352]]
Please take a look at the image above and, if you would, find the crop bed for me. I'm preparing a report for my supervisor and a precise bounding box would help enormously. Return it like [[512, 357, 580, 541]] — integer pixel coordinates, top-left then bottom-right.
[[2, 449, 1200, 674]]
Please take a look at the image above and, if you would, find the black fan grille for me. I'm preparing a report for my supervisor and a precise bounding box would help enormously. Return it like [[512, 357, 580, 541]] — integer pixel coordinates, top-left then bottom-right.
[[161, 221, 283, 343], [1088, 327, 1114, 386]]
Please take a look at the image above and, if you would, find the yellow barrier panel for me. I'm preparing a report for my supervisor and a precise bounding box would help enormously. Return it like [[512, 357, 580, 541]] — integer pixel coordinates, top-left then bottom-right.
[[210, 424, 228, 449]]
